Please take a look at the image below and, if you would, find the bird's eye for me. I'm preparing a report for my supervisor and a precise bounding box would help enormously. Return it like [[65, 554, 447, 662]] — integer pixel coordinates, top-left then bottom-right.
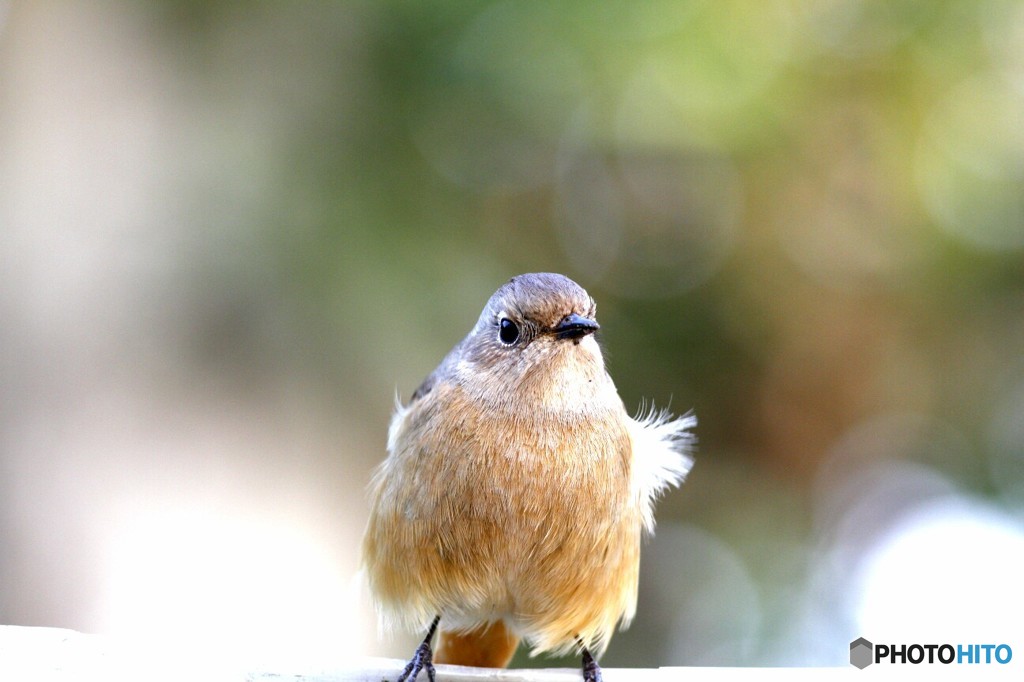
[[498, 317, 520, 345]]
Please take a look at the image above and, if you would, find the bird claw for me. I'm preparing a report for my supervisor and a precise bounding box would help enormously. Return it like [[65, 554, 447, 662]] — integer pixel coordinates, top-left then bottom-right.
[[395, 640, 436, 682], [582, 647, 603, 682], [395, 616, 440, 682]]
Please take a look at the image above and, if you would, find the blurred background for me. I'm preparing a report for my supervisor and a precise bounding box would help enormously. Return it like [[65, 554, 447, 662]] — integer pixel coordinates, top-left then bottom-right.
[[2, 0, 1023, 669]]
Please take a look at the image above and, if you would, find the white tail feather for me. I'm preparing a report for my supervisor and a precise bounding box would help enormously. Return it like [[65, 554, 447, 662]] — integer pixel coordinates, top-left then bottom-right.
[[630, 405, 697, 533]]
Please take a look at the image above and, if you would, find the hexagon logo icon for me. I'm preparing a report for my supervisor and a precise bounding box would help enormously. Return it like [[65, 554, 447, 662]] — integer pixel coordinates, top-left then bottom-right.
[[850, 637, 873, 669]]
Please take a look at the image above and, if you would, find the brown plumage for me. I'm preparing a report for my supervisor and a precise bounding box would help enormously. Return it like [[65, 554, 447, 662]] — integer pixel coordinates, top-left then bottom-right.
[[361, 273, 695, 680]]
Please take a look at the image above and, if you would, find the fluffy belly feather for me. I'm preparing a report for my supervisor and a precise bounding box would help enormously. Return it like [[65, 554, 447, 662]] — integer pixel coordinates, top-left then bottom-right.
[[362, 385, 640, 656]]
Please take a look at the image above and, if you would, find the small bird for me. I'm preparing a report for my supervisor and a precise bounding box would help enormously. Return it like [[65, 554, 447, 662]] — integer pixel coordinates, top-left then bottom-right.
[[361, 273, 695, 682]]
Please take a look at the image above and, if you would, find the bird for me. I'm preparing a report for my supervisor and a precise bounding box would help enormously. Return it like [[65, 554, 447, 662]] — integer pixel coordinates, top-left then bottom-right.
[[361, 272, 695, 682]]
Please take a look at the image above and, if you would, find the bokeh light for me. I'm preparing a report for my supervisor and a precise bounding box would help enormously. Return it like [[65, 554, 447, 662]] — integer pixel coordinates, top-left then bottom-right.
[[853, 497, 1024, 644]]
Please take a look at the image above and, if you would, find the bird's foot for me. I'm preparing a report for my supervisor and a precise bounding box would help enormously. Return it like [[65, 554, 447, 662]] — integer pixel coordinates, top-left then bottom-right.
[[396, 640, 435, 682], [395, 616, 440, 682], [582, 646, 603, 682]]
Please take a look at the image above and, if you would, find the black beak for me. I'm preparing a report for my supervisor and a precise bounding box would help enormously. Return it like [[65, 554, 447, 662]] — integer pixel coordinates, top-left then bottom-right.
[[554, 313, 600, 341]]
